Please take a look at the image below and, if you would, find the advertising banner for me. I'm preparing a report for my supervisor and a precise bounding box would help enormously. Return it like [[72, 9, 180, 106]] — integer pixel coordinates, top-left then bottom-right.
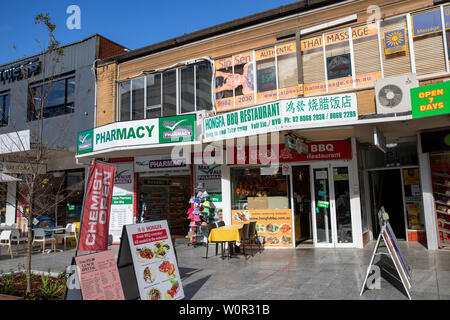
[[411, 8, 442, 37], [281, 92, 358, 129], [134, 155, 188, 173], [204, 93, 358, 142], [121, 220, 184, 300], [159, 114, 196, 143], [410, 81, 450, 118], [77, 115, 197, 155], [109, 162, 134, 244], [195, 164, 222, 204], [75, 250, 124, 300], [231, 209, 293, 248], [226, 141, 352, 165], [78, 161, 116, 251]]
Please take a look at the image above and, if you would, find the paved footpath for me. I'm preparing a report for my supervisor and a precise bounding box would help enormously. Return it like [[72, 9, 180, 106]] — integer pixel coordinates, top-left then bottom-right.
[[1, 240, 449, 300]]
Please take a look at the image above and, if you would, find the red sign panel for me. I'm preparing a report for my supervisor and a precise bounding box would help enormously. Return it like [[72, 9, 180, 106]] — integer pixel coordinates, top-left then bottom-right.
[[132, 229, 168, 246], [78, 161, 116, 251], [227, 140, 352, 165]]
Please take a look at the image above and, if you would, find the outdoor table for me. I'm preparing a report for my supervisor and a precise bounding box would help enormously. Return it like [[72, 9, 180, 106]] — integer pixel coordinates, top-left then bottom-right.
[[208, 225, 243, 259]]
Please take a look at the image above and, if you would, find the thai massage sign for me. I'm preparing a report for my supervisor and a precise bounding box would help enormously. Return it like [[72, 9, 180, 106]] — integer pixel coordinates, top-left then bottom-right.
[[77, 114, 196, 154], [203, 93, 358, 142], [410, 81, 450, 118]]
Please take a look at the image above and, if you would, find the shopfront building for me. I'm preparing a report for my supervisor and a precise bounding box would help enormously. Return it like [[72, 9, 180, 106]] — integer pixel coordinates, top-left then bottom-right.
[[91, 0, 450, 249]]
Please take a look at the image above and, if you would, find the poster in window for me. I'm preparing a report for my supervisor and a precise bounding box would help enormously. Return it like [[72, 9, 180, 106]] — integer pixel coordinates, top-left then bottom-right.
[[233, 51, 255, 107], [215, 56, 234, 110], [384, 29, 407, 55], [326, 53, 352, 80]]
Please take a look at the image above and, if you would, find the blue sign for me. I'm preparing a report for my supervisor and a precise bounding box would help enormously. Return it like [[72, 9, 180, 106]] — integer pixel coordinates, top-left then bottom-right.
[[384, 29, 406, 55], [411, 8, 442, 37], [445, 6, 450, 30]]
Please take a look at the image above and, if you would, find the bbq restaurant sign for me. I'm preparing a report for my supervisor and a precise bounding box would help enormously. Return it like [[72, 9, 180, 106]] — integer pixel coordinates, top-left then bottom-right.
[[203, 93, 358, 142]]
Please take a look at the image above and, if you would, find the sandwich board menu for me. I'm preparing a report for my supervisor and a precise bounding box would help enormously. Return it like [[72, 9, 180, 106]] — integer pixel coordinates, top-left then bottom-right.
[[117, 220, 184, 300], [360, 218, 412, 300], [74, 250, 125, 300]]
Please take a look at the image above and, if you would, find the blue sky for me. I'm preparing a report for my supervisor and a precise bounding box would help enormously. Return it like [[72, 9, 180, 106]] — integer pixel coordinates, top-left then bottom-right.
[[0, 0, 297, 65]]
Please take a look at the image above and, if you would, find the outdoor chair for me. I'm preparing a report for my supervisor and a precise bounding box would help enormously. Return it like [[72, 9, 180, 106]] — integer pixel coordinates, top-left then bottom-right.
[[54, 223, 77, 250], [239, 223, 250, 260], [32, 228, 55, 254], [0, 230, 13, 259], [11, 229, 27, 250], [248, 221, 261, 255], [203, 223, 224, 259]]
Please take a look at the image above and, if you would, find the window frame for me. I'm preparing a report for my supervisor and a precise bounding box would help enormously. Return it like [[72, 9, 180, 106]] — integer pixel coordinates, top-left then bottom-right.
[[118, 60, 214, 122], [27, 73, 76, 121], [0, 92, 10, 127]]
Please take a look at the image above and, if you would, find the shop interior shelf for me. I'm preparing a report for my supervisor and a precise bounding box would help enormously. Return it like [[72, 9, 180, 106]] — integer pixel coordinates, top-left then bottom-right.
[[432, 172, 450, 178], [434, 192, 450, 197], [433, 182, 450, 187], [436, 209, 450, 215], [435, 200, 450, 206]]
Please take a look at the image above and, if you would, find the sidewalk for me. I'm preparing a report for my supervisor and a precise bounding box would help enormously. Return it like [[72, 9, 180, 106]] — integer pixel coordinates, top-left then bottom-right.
[[1, 240, 449, 300]]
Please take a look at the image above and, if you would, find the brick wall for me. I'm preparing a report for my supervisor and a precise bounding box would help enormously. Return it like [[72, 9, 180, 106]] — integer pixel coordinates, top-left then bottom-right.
[[96, 62, 117, 126]]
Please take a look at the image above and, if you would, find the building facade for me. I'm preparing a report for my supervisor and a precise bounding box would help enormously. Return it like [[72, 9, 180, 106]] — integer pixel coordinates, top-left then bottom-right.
[[0, 34, 126, 230], [76, 0, 449, 250]]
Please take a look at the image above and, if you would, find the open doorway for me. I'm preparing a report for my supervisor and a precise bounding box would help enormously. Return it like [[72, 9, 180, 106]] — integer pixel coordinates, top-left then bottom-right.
[[370, 169, 406, 240], [292, 165, 312, 244]]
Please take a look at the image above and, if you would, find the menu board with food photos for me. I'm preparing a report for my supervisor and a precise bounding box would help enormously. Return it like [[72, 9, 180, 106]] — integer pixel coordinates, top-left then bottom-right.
[[117, 220, 184, 300], [231, 209, 293, 248]]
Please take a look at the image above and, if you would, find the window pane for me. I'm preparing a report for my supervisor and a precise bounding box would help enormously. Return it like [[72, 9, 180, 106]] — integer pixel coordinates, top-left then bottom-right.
[[67, 77, 76, 103], [256, 47, 277, 103], [411, 8, 446, 76], [380, 16, 411, 77], [29, 86, 41, 120], [180, 65, 195, 113], [301, 35, 326, 95], [0, 96, 3, 125], [277, 42, 300, 99], [119, 81, 131, 121], [325, 30, 353, 92], [146, 74, 161, 107], [132, 78, 145, 120], [352, 24, 382, 87], [196, 61, 212, 111], [146, 107, 162, 119], [44, 79, 66, 108], [3, 94, 9, 125], [162, 70, 177, 117]]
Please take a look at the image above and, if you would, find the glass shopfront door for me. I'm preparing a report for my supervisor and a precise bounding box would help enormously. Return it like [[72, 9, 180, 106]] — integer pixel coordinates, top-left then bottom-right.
[[310, 163, 353, 247]]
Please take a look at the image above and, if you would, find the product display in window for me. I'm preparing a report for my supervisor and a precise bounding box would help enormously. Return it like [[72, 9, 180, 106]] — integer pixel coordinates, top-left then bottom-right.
[[430, 153, 450, 247]]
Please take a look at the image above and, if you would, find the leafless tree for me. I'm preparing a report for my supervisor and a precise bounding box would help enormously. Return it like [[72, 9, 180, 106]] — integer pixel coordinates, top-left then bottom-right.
[[0, 13, 84, 293]]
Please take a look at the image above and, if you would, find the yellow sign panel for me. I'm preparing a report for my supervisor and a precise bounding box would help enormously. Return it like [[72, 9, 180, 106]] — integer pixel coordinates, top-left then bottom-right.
[[231, 209, 293, 248]]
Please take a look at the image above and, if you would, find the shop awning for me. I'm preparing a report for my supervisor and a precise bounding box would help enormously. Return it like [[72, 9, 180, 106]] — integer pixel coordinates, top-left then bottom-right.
[[0, 172, 21, 182]]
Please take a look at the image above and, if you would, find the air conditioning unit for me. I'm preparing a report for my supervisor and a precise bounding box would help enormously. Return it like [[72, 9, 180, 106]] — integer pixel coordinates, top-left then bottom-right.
[[375, 73, 418, 114]]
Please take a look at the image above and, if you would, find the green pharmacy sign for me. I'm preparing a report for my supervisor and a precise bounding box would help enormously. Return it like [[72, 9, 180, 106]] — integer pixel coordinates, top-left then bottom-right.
[[159, 114, 196, 143]]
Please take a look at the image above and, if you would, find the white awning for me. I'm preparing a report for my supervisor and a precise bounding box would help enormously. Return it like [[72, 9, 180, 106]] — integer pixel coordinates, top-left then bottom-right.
[[0, 173, 21, 182]]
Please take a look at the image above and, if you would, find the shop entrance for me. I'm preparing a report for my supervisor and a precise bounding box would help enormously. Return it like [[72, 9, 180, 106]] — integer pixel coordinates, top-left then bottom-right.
[[292, 162, 354, 247], [368, 167, 422, 241], [138, 175, 191, 237], [292, 166, 312, 244], [310, 162, 353, 248]]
